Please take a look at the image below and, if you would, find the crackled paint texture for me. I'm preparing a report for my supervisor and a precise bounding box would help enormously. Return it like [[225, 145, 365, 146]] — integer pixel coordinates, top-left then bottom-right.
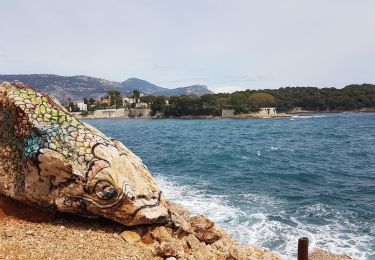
[[0, 82, 168, 226]]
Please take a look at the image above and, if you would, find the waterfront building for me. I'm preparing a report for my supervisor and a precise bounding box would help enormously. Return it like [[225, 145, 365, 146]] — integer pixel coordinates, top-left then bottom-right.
[[122, 97, 136, 107], [74, 100, 87, 111], [258, 107, 277, 116]]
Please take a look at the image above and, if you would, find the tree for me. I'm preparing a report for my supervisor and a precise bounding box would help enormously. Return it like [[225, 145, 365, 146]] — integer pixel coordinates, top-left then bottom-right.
[[230, 94, 248, 114], [88, 98, 96, 111], [132, 90, 141, 103], [107, 90, 122, 109], [141, 95, 157, 105], [150, 96, 167, 116], [247, 93, 276, 108]]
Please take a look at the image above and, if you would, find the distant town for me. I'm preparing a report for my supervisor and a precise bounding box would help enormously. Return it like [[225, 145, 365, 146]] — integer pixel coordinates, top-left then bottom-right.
[[66, 82, 375, 119], [67, 90, 150, 113], [67, 90, 164, 119], [66, 89, 285, 119]]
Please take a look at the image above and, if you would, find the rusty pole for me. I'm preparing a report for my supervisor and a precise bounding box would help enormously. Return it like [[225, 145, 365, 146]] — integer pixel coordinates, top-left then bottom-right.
[[298, 237, 309, 260]]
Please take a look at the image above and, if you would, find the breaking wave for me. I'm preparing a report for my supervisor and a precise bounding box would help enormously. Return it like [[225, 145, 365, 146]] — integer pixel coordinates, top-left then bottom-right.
[[155, 175, 374, 259]]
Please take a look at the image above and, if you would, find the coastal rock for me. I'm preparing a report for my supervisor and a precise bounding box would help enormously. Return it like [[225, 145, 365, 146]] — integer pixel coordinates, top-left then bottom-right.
[[155, 241, 185, 257], [184, 233, 203, 250], [310, 248, 352, 260], [167, 201, 191, 219], [167, 201, 191, 232], [0, 82, 169, 226], [192, 251, 205, 260], [120, 230, 141, 244], [151, 226, 174, 242], [189, 215, 223, 244]]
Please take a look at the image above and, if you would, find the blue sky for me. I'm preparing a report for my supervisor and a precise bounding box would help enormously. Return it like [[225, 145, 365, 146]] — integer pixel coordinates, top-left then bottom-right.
[[1, 0, 374, 92]]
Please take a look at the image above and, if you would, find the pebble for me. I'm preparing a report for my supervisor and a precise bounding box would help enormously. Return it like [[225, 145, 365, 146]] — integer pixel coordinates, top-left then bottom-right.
[[120, 231, 141, 244], [25, 230, 34, 235], [3, 230, 14, 237]]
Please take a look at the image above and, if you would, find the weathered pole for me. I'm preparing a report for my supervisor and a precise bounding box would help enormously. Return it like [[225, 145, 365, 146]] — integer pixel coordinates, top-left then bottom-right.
[[298, 237, 309, 260]]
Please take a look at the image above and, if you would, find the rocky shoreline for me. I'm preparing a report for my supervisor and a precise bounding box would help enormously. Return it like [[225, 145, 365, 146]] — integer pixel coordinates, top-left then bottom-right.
[[0, 196, 352, 260]]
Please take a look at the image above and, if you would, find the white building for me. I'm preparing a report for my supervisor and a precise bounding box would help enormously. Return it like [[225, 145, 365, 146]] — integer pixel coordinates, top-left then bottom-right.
[[74, 100, 87, 111], [258, 107, 277, 116], [222, 109, 235, 117], [122, 97, 136, 107], [135, 102, 148, 108]]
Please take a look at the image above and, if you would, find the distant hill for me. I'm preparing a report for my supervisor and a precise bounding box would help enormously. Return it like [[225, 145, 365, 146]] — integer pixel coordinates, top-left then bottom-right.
[[0, 74, 119, 101], [0, 74, 213, 101], [120, 78, 212, 97]]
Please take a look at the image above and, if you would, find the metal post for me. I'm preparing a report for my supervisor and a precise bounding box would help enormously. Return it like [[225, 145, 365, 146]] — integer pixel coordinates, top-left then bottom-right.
[[298, 237, 309, 260]]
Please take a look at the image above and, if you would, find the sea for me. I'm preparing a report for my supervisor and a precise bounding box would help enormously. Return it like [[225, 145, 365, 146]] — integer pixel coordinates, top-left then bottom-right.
[[85, 112, 375, 259]]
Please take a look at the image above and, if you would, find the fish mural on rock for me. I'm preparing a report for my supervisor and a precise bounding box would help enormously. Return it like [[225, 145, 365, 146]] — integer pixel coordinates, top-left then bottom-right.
[[0, 82, 169, 226]]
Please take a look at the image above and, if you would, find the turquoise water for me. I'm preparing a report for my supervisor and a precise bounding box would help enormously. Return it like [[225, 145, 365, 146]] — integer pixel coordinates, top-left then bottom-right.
[[86, 113, 375, 259]]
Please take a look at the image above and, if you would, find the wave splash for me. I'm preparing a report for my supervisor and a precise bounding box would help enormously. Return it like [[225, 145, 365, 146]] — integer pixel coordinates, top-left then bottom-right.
[[155, 174, 373, 260]]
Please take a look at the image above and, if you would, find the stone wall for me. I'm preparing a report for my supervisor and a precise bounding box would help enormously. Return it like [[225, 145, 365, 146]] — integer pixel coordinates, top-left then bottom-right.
[[73, 109, 151, 119], [125, 108, 151, 118], [222, 109, 235, 117]]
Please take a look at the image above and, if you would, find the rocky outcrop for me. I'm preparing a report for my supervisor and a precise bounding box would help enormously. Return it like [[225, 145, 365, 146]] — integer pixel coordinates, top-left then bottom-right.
[[189, 215, 223, 244], [160, 203, 281, 259], [0, 82, 169, 226], [113, 201, 282, 259]]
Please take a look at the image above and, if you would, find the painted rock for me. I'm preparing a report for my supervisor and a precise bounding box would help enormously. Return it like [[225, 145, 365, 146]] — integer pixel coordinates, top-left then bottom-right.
[[0, 82, 169, 226]]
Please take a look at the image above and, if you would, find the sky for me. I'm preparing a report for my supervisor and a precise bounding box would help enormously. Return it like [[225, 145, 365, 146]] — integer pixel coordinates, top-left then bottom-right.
[[1, 0, 374, 93]]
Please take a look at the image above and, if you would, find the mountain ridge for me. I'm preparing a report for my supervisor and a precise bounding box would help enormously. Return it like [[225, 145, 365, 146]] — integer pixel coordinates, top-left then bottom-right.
[[0, 74, 213, 101]]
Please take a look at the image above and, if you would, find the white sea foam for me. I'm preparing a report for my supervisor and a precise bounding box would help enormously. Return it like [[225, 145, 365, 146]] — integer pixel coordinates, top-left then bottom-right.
[[155, 174, 239, 222], [269, 146, 279, 151], [155, 174, 374, 260], [291, 115, 326, 119]]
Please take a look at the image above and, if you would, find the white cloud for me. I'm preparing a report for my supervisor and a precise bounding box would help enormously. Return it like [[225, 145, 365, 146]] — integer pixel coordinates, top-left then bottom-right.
[[214, 85, 244, 94], [157, 78, 208, 86], [0, 0, 374, 89]]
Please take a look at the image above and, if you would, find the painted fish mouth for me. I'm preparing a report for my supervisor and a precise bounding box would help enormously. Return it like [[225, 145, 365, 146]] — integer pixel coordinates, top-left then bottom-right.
[[125, 191, 169, 225], [130, 191, 163, 217]]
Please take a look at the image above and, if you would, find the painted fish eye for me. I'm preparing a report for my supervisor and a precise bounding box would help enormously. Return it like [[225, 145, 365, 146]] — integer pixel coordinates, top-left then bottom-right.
[[94, 180, 117, 200], [101, 185, 117, 200]]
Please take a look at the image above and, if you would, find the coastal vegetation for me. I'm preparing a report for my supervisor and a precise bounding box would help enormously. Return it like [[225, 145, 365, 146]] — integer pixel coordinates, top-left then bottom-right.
[[68, 84, 375, 117], [142, 84, 375, 116]]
